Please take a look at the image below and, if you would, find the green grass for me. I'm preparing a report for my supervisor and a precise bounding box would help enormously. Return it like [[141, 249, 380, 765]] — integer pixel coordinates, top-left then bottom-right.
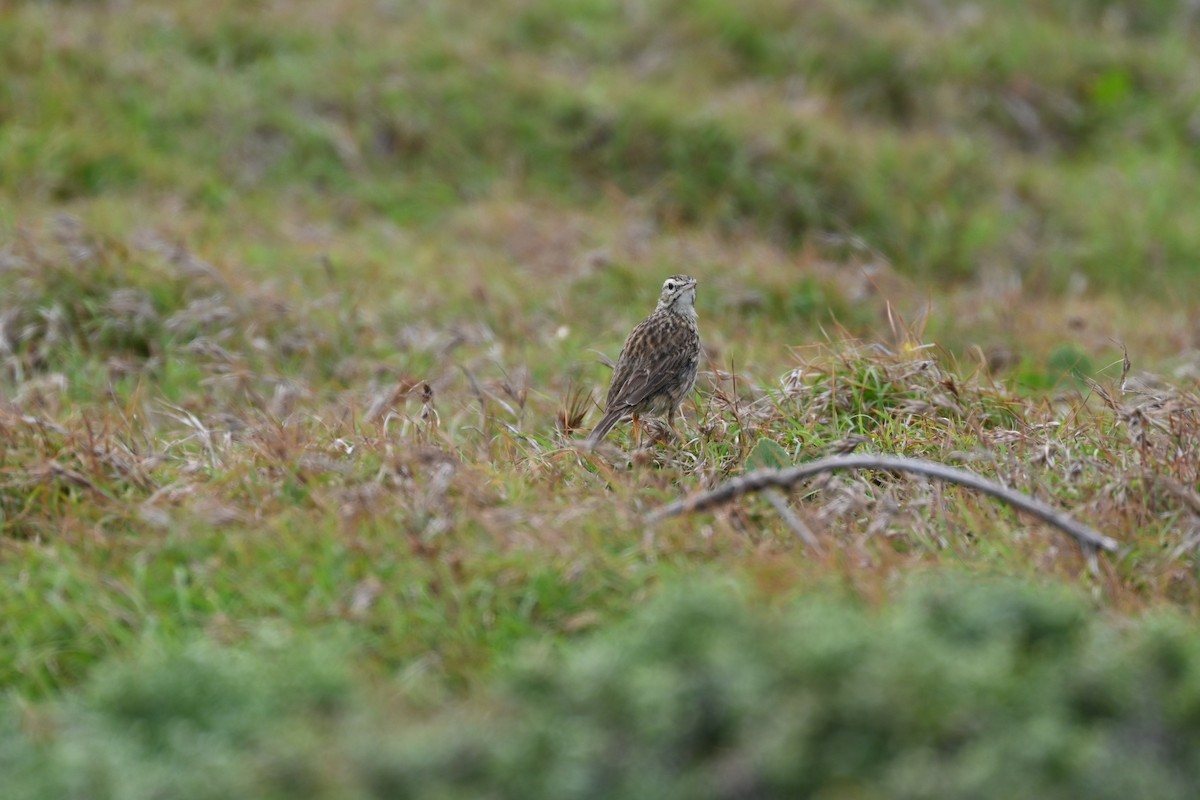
[[10, 577, 1200, 798], [6, 1, 1200, 291], [3, 0, 1200, 793]]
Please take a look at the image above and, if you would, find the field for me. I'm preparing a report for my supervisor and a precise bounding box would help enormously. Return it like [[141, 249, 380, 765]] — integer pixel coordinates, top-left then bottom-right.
[[4, 0, 1200, 796]]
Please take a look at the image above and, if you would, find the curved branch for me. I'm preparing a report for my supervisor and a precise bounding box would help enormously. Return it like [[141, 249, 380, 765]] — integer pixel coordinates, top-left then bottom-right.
[[646, 454, 1119, 554]]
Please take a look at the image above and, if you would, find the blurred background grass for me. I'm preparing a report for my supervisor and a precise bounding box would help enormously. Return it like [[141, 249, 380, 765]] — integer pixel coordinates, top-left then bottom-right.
[[5, 0, 1200, 295]]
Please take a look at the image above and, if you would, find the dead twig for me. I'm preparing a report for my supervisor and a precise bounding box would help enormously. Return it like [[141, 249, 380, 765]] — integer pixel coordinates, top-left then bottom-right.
[[762, 487, 823, 553], [646, 454, 1119, 554]]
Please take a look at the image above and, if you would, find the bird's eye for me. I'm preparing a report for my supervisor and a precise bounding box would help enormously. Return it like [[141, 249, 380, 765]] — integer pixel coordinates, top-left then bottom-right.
[[665, 280, 675, 290]]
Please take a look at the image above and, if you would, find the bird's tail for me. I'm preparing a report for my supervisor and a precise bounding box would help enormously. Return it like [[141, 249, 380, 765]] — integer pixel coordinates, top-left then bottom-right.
[[586, 409, 624, 445]]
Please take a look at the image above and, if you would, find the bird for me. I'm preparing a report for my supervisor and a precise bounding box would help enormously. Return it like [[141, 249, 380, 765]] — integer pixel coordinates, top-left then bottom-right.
[[587, 274, 701, 446]]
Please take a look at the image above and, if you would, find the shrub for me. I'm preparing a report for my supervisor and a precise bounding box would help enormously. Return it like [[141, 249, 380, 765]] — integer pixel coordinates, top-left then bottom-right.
[[6, 576, 1200, 798]]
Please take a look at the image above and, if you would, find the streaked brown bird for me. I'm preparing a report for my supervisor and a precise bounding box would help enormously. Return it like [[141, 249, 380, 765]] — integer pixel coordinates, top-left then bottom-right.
[[587, 274, 700, 446]]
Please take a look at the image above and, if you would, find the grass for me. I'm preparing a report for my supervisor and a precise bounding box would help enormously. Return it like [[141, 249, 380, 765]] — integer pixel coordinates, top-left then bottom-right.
[[11, 577, 1200, 798], [3, 0, 1200, 792]]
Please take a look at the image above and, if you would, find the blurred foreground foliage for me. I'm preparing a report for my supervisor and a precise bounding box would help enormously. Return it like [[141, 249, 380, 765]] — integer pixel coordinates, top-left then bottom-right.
[[7, 575, 1200, 799]]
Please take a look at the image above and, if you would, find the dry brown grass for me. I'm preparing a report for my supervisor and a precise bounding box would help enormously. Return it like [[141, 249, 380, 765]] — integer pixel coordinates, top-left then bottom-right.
[[1, 206, 1198, 699]]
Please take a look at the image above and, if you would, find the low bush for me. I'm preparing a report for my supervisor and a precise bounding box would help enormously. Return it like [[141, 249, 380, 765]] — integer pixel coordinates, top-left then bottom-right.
[[6, 576, 1200, 799]]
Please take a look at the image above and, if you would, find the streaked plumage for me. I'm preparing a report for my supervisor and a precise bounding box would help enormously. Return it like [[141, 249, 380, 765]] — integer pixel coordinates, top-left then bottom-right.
[[587, 274, 700, 445]]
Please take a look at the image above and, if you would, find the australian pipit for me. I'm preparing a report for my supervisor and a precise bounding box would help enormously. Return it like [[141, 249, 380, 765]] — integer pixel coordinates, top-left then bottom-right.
[[587, 274, 700, 446]]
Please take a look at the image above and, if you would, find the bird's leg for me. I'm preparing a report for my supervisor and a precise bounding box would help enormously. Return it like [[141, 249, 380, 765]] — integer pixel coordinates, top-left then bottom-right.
[[666, 408, 680, 441], [632, 413, 641, 449]]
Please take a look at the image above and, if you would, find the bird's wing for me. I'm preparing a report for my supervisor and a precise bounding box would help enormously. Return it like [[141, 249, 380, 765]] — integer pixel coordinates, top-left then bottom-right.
[[606, 334, 698, 412]]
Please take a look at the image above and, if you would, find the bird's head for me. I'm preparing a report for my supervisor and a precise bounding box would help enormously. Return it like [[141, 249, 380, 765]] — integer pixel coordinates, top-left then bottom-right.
[[655, 274, 698, 317]]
